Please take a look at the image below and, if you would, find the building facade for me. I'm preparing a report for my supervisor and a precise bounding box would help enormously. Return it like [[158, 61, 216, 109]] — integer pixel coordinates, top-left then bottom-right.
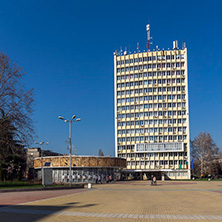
[[26, 148, 61, 179], [34, 156, 126, 183], [114, 36, 190, 179]]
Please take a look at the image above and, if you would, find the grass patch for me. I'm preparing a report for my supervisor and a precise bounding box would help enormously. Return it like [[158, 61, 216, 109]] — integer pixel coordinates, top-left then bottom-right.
[[0, 181, 42, 189], [0, 181, 82, 190]]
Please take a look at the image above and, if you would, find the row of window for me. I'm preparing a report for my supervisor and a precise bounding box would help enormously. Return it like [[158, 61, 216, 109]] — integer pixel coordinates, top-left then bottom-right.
[[117, 135, 187, 142], [117, 79, 185, 88], [117, 110, 186, 119], [124, 160, 187, 166], [118, 152, 187, 157], [117, 103, 186, 111], [117, 104, 187, 111], [117, 87, 186, 96], [117, 63, 185, 73], [117, 145, 187, 152], [117, 71, 185, 78], [117, 103, 187, 111], [116, 55, 184, 65], [117, 127, 186, 135], [117, 95, 186, 104], [117, 118, 186, 126]]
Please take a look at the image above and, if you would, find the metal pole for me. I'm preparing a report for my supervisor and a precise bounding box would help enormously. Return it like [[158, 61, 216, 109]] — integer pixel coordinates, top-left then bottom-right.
[[69, 121, 72, 186], [41, 143, 44, 186]]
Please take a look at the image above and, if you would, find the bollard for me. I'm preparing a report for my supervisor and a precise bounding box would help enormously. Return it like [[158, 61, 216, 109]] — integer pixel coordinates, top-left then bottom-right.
[[88, 183, 92, 189]]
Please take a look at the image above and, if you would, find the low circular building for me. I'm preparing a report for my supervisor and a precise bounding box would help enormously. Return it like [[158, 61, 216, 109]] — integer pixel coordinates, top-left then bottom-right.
[[34, 155, 126, 184]]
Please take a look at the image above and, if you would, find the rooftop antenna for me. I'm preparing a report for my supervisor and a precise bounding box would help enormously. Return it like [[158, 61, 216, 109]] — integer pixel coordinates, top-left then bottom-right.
[[124, 47, 127, 55], [146, 24, 151, 51], [120, 46, 123, 55]]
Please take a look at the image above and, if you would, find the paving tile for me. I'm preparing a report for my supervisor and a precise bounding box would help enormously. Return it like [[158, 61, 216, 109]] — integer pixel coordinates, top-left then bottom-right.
[[1, 181, 222, 221]]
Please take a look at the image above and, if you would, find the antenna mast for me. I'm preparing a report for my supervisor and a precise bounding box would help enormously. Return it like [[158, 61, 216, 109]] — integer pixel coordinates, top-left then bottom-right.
[[146, 24, 151, 51]]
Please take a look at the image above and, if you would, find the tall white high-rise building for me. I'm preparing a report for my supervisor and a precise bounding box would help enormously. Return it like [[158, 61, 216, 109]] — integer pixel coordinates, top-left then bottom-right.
[[114, 26, 190, 179]]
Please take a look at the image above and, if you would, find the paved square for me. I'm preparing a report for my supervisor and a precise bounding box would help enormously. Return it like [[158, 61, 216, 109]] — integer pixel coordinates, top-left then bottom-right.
[[0, 181, 222, 221]]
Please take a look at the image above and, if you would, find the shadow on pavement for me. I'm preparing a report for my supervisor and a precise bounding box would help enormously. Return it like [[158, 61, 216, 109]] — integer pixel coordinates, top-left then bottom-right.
[[0, 202, 98, 222]]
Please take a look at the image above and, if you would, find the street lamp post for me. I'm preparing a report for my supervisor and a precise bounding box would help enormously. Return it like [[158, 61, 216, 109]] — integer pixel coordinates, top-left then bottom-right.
[[35, 141, 49, 186], [59, 115, 81, 186]]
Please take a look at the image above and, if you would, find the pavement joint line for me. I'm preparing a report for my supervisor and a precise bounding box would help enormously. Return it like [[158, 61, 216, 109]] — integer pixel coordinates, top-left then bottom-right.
[[17, 188, 93, 207], [0, 188, 92, 211], [200, 188, 222, 195], [94, 188, 222, 192]]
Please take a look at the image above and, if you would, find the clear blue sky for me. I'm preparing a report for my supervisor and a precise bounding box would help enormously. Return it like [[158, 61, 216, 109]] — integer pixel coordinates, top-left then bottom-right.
[[0, 0, 221, 155]]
